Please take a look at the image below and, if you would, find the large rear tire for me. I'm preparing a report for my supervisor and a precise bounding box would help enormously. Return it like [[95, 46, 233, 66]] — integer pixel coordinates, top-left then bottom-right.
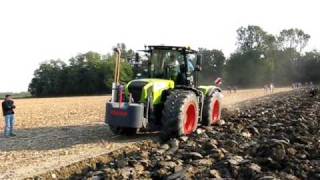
[[160, 90, 199, 140], [202, 91, 222, 126]]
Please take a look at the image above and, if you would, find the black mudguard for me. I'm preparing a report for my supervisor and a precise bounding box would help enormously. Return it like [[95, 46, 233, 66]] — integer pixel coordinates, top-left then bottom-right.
[[105, 102, 144, 128]]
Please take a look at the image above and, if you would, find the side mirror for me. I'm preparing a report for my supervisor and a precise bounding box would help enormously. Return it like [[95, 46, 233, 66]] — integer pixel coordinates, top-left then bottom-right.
[[195, 54, 202, 71], [196, 54, 202, 66], [135, 53, 140, 63]]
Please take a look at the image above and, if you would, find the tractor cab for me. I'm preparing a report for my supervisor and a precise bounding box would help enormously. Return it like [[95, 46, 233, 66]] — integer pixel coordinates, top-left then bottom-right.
[[138, 46, 202, 87]]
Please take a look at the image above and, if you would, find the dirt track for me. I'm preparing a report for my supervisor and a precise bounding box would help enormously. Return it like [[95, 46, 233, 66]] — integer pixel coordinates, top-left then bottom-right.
[[0, 88, 290, 179]]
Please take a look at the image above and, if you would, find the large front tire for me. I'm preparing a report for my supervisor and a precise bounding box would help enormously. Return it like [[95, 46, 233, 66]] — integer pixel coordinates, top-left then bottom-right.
[[202, 91, 222, 126], [160, 91, 199, 140]]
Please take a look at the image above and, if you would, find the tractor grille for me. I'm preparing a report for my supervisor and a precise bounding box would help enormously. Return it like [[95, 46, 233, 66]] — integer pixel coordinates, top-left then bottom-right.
[[128, 81, 148, 103]]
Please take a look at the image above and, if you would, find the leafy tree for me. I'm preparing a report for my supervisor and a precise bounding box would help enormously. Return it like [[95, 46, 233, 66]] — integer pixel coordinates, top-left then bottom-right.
[[28, 45, 134, 97], [297, 50, 320, 83], [277, 28, 310, 52], [28, 60, 66, 96], [236, 25, 276, 52], [224, 26, 275, 87], [198, 48, 225, 85], [224, 50, 270, 87], [224, 25, 316, 87]]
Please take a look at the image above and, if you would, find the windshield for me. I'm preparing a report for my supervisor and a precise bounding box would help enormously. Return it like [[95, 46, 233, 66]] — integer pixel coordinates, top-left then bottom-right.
[[150, 50, 185, 80]]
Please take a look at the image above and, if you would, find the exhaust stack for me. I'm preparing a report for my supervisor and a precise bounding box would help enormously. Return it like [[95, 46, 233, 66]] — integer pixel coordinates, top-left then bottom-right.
[[111, 48, 121, 102]]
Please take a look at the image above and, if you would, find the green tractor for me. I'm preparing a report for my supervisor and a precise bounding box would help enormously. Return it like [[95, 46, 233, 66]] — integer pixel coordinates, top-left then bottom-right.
[[106, 45, 222, 140]]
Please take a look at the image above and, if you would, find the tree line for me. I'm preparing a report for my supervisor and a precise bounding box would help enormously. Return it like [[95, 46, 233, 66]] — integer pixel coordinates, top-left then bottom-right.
[[199, 26, 319, 88], [29, 26, 320, 96], [28, 44, 134, 96]]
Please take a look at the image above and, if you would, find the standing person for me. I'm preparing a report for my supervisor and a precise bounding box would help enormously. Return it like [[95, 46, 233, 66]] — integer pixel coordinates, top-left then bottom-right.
[[2, 95, 16, 137], [270, 83, 274, 93]]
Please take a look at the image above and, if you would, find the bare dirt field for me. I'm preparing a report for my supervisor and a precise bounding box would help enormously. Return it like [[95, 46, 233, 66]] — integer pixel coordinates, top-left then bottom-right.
[[0, 88, 290, 179]]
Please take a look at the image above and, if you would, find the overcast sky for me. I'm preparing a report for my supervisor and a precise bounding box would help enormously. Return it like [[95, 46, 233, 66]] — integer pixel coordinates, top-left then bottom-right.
[[0, 0, 319, 92]]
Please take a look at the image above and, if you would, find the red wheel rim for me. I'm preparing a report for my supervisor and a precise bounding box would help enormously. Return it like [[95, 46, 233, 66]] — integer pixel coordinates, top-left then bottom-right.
[[212, 100, 220, 124], [184, 103, 196, 134]]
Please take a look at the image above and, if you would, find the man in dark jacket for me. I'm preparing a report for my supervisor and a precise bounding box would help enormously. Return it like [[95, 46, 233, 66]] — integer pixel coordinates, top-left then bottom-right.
[[2, 95, 16, 137]]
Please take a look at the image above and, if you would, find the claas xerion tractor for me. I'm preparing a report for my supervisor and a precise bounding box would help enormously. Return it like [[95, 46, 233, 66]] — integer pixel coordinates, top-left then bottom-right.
[[105, 45, 223, 140]]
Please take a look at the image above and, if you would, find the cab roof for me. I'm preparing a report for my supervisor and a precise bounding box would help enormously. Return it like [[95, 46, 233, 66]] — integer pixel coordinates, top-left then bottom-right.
[[140, 45, 197, 54]]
